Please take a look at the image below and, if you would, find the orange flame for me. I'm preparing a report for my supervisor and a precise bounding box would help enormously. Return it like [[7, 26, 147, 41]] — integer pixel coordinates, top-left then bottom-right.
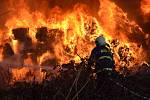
[[0, 0, 148, 83]]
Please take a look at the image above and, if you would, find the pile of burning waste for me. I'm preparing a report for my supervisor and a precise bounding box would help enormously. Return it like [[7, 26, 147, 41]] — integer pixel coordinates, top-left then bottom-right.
[[0, 26, 149, 86], [0, 0, 149, 88]]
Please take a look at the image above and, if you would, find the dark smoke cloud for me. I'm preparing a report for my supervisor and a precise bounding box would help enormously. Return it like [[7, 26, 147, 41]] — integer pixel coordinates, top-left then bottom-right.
[[111, 0, 150, 34]]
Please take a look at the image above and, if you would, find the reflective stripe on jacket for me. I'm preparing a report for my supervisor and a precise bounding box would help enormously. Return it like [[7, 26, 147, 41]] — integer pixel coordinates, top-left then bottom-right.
[[88, 45, 114, 65], [98, 56, 113, 61]]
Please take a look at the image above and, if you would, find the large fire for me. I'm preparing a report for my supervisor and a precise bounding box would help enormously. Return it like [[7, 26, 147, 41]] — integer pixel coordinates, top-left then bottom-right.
[[0, 0, 149, 84]]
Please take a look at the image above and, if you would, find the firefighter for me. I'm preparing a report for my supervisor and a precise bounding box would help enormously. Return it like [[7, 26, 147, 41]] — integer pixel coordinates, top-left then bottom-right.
[[88, 35, 115, 98]]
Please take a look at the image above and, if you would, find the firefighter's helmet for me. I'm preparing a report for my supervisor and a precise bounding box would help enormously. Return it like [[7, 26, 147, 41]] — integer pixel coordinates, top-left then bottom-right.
[[95, 35, 106, 46]]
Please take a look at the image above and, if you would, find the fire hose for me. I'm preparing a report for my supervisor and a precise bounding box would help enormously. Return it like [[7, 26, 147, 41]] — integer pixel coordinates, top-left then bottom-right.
[[1, 61, 150, 100], [108, 77, 150, 100], [96, 68, 150, 100], [71, 68, 150, 100]]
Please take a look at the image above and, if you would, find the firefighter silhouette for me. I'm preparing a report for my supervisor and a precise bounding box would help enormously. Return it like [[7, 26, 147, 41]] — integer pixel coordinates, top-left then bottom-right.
[[88, 35, 115, 99]]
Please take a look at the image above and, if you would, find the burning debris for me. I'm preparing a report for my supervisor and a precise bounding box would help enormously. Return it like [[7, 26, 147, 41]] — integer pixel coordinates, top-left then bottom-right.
[[36, 27, 49, 43], [2, 43, 14, 59], [0, 0, 149, 99], [12, 28, 30, 42]]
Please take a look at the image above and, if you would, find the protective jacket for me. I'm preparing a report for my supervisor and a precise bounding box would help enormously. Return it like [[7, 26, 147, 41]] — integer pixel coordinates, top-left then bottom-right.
[[88, 44, 115, 71], [88, 41, 115, 97]]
